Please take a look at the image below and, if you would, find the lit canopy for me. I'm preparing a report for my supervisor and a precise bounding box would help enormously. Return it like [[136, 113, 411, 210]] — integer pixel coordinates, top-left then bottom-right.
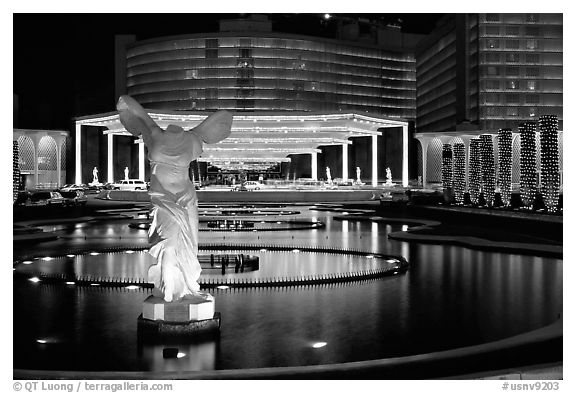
[[76, 110, 408, 170]]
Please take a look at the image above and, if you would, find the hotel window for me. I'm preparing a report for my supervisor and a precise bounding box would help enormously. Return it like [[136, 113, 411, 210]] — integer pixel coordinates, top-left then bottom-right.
[[525, 53, 540, 63], [486, 14, 500, 22], [506, 107, 519, 117], [486, 52, 500, 62], [205, 49, 218, 59], [185, 69, 198, 79], [526, 14, 539, 23], [239, 48, 252, 58], [525, 26, 540, 36], [529, 107, 537, 117], [506, 80, 518, 89], [486, 80, 500, 89], [505, 66, 519, 76], [526, 39, 538, 50], [239, 38, 252, 47], [526, 67, 540, 77], [486, 66, 500, 76], [486, 107, 499, 117], [486, 39, 499, 49], [527, 80, 537, 91], [485, 26, 500, 35], [205, 88, 218, 99], [205, 39, 218, 49], [505, 26, 520, 36], [485, 93, 500, 103], [506, 53, 520, 63], [505, 40, 520, 49], [525, 94, 540, 104], [506, 93, 519, 103]]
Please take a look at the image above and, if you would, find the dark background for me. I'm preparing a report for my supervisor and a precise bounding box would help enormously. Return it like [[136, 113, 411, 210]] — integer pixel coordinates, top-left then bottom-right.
[[13, 13, 444, 129]]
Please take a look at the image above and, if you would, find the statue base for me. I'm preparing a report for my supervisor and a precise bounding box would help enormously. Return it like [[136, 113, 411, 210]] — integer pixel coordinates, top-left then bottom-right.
[[138, 294, 220, 340]]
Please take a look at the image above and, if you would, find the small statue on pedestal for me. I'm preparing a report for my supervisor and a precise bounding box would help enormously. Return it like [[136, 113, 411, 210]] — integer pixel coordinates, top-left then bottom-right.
[[124, 167, 129, 181], [385, 167, 394, 186], [92, 167, 99, 184]]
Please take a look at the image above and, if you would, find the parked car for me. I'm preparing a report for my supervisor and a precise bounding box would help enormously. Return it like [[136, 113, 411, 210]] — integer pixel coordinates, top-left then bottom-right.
[[60, 190, 88, 206], [14, 191, 32, 206], [27, 191, 66, 206], [111, 179, 148, 191], [232, 181, 262, 192], [59, 184, 87, 192]]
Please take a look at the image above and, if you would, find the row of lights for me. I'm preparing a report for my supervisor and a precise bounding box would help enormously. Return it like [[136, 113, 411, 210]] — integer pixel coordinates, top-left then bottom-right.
[[498, 129, 513, 207], [469, 139, 482, 204], [480, 134, 496, 207], [539, 115, 561, 212], [453, 143, 466, 203], [520, 122, 539, 207]]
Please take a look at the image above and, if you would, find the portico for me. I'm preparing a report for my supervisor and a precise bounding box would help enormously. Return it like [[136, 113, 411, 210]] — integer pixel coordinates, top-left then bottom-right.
[[75, 110, 409, 187]]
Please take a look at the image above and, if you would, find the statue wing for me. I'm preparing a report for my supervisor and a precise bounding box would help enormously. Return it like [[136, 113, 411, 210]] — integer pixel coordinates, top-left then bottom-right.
[[191, 110, 233, 144], [117, 95, 162, 145]]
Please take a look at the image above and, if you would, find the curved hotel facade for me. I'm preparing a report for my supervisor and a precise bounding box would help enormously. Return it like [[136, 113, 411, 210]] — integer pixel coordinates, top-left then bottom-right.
[[125, 33, 416, 118]]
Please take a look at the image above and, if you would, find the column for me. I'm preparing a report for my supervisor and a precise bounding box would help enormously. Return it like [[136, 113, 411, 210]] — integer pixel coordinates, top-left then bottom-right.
[[311, 151, 317, 181], [460, 136, 473, 189], [371, 134, 378, 186], [75, 123, 82, 184], [139, 140, 145, 181], [107, 133, 114, 183], [402, 124, 409, 187], [417, 137, 430, 187], [54, 135, 64, 187], [342, 143, 349, 181], [32, 135, 39, 189]]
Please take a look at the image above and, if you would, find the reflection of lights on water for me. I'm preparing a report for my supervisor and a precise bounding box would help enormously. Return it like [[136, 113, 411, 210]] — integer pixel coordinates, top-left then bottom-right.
[[29, 277, 41, 283], [66, 254, 75, 258], [276, 221, 282, 224], [125, 250, 135, 254], [90, 252, 99, 256], [65, 282, 75, 285], [177, 352, 186, 358], [366, 255, 374, 259], [216, 285, 230, 290], [292, 249, 300, 253], [22, 261, 33, 265], [90, 283, 100, 286], [42, 257, 53, 261], [125, 285, 140, 290], [260, 248, 267, 252], [387, 259, 397, 264], [312, 342, 327, 348], [36, 339, 48, 344]]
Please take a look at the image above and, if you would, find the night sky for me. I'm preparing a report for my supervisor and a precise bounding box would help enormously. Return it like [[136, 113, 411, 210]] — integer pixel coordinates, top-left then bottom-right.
[[13, 13, 444, 130]]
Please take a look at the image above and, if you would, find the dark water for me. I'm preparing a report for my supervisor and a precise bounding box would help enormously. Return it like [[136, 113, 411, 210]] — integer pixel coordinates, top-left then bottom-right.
[[14, 244, 562, 372]]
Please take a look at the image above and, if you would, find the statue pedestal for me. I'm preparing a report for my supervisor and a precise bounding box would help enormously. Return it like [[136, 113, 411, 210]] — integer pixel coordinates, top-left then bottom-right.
[[137, 294, 220, 340]]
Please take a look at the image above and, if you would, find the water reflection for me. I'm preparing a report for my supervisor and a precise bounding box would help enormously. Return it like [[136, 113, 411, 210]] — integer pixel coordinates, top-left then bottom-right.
[[13, 206, 563, 372]]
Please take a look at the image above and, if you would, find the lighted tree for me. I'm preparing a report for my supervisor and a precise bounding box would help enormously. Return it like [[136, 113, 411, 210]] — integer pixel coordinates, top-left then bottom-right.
[[469, 139, 482, 205], [539, 115, 560, 212], [519, 122, 537, 208], [497, 129, 513, 207], [441, 144, 453, 189], [480, 134, 496, 207], [13, 141, 20, 204], [453, 143, 466, 204]]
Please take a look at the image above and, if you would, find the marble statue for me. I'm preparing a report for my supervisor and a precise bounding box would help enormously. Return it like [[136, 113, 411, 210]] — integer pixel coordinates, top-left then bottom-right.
[[356, 167, 361, 183], [92, 167, 99, 184], [326, 167, 332, 183], [124, 167, 129, 181], [385, 167, 393, 186], [117, 95, 232, 302]]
